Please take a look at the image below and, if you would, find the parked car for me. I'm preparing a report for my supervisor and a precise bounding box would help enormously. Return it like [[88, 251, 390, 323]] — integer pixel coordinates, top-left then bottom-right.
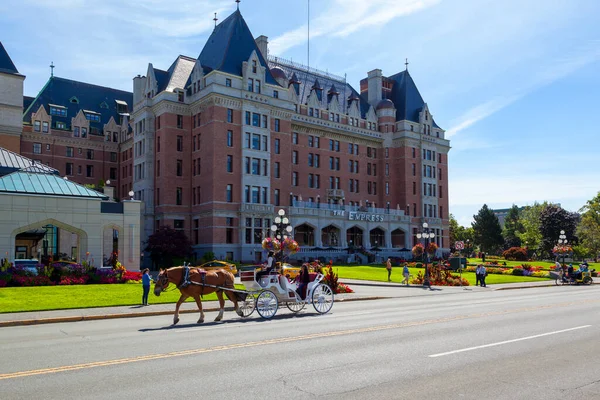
[[240, 262, 300, 280], [197, 260, 238, 275], [13, 259, 40, 275]]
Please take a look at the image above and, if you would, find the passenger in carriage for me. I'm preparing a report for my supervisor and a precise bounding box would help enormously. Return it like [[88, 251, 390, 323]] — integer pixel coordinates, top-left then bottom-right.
[[295, 264, 310, 300], [256, 251, 275, 284]]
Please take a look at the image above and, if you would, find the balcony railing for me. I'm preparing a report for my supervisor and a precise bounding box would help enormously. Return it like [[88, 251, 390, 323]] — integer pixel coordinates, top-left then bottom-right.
[[291, 200, 407, 216]]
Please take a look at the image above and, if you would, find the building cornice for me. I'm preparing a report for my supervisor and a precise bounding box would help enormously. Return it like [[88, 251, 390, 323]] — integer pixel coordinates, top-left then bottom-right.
[[21, 132, 119, 150]]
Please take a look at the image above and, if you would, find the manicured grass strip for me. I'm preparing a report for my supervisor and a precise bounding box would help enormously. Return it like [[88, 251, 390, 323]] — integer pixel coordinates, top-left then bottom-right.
[[334, 266, 551, 286], [466, 259, 598, 270], [0, 283, 246, 313]]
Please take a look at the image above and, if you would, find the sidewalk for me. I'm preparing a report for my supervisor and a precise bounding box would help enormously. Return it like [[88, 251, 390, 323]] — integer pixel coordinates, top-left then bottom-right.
[[0, 279, 586, 327]]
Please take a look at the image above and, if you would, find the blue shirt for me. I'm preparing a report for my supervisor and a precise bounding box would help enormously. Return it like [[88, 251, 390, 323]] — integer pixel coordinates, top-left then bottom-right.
[[403, 266, 409, 274], [142, 273, 151, 286]]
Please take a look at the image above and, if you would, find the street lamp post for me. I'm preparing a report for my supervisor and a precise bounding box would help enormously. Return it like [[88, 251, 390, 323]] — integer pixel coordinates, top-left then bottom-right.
[[558, 230, 568, 266], [374, 240, 378, 263], [416, 222, 435, 288], [270, 209, 293, 265]]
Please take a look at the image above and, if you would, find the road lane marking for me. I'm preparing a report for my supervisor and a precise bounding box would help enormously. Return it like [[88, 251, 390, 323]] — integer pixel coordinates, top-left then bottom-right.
[[428, 325, 592, 358], [2, 299, 599, 380]]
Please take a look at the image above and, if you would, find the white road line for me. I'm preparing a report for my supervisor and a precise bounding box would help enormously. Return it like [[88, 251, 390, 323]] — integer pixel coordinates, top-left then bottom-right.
[[428, 325, 592, 358]]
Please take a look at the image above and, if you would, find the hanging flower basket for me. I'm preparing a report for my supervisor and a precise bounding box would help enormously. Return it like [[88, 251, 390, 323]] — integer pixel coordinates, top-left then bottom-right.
[[552, 245, 572, 255], [262, 237, 281, 252], [426, 242, 438, 254], [281, 238, 300, 254], [412, 243, 424, 257]]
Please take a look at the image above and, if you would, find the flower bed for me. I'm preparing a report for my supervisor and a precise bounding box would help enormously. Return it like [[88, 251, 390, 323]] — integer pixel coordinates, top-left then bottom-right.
[[0, 259, 141, 287]]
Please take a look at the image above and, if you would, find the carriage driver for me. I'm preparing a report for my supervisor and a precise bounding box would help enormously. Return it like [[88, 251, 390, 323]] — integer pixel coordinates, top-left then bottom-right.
[[256, 251, 275, 285]]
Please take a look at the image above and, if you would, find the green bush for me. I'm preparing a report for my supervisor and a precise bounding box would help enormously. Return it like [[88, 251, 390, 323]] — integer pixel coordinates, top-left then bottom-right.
[[512, 268, 524, 276]]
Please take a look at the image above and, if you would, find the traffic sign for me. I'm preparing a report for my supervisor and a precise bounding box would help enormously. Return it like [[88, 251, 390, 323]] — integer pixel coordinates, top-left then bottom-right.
[[455, 241, 464, 250]]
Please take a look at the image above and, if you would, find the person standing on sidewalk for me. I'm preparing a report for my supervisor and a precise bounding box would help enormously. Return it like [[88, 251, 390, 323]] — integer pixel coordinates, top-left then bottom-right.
[[480, 264, 487, 287], [475, 265, 482, 287], [402, 263, 410, 286], [142, 268, 152, 306], [386, 258, 392, 282]]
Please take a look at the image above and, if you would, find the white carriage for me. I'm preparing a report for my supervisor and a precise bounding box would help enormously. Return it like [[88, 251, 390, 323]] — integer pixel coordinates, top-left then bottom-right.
[[238, 267, 334, 319]]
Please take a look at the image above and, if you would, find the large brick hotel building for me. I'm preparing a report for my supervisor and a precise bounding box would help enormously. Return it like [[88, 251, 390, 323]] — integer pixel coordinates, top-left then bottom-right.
[[1, 9, 450, 264]]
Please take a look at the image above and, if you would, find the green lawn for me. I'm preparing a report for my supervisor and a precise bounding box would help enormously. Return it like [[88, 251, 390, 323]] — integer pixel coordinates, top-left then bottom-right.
[[466, 258, 598, 270], [0, 283, 246, 313], [334, 266, 552, 286]]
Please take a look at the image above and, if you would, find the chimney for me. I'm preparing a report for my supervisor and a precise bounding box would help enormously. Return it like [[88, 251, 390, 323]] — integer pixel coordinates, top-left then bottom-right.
[[133, 74, 146, 105], [255, 35, 269, 59], [367, 69, 383, 106]]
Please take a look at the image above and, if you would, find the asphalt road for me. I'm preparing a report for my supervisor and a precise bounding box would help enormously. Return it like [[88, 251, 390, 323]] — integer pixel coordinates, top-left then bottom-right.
[[1, 285, 599, 400]]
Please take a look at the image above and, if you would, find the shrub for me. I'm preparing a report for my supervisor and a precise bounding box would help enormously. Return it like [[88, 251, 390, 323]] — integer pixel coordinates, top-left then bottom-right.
[[502, 247, 528, 261], [122, 270, 142, 283], [12, 276, 55, 286], [512, 267, 524, 276], [59, 276, 89, 285]]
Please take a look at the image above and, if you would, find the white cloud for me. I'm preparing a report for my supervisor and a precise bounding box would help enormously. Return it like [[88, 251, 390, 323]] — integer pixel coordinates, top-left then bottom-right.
[[445, 41, 600, 138], [270, 0, 440, 55]]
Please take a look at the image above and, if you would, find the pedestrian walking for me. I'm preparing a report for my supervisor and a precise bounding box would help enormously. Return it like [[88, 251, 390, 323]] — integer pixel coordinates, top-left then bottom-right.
[[386, 258, 392, 282], [402, 263, 410, 286], [142, 268, 152, 306], [475, 264, 482, 287], [480, 264, 487, 287]]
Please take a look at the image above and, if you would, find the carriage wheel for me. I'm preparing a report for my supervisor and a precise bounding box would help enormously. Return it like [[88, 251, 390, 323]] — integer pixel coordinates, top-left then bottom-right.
[[555, 278, 563, 286], [286, 301, 305, 313], [256, 290, 278, 319], [583, 276, 593, 285], [239, 292, 256, 318], [312, 284, 334, 314]]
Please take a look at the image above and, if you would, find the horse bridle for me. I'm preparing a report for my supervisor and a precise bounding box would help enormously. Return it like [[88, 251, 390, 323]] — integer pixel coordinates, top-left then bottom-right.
[[156, 270, 175, 292]]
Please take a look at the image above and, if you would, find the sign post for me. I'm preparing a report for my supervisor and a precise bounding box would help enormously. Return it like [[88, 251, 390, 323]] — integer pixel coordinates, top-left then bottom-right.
[[455, 241, 466, 289]]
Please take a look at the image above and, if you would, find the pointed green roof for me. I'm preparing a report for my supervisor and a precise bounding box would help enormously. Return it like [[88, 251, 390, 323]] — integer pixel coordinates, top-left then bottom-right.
[[199, 10, 279, 86], [0, 171, 108, 200]]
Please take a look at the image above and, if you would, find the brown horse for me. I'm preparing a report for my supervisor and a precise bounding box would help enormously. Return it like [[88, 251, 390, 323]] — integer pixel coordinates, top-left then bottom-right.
[[154, 266, 244, 325]]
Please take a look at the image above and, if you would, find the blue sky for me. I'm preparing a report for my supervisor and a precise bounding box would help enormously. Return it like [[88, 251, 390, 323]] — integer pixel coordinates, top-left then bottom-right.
[[1, 0, 599, 226]]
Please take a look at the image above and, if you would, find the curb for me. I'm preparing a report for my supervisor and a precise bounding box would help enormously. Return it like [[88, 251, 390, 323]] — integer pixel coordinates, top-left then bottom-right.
[[494, 281, 599, 291], [0, 296, 385, 328]]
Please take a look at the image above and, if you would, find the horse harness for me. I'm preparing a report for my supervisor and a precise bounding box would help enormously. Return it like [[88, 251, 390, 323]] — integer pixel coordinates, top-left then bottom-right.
[[178, 265, 207, 297]]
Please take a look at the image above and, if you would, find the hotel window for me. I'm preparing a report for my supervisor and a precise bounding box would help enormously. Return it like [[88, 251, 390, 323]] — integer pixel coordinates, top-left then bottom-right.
[[335, 157, 340, 170], [368, 182, 372, 194], [308, 108, 314, 117], [227, 109, 233, 123], [273, 90, 279, 98], [177, 136, 183, 151], [66, 147, 74, 157], [227, 155, 233, 173], [33, 143, 41, 154], [157, 160, 161, 177], [274, 118, 280, 132], [256, 80, 261, 94], [252, 134, 260, 150], [262, 135, 268, 151], [86, 165, 94, 177], [439, 206, 443, 219], [315, 174, 320, 188], [50, 106, 67, 117], [252, 60, 257, 73], [110, 168, 117, 180], [373, 164, 377, 176], [308, 136, 314, 147], [349, 179, 354, 192], [87, 149, 94, 160], [315, 154, 320, 168], [274, 162, 280, 178], [292, 132, 298, 144], [251, 186, 259, 204], [308, 173, 314, 188], [174, 220, 184, 231], [292, 172, 298, 186], [412, 163, 416, 176], [329, 140, 334, 151], [439, 186, 443, 198], [274, 189, 280, 206], [66, 163, 73, 176], [329, 157, 334, 170], [367, 163, 371, 175], [348, 143, 353, 154], [354, 160, 359, 173], [292, 151, 298, 164], [252, 113, 260, 127], [110, 152, 117, 162], [261, 187, 268, 204], [252, 158, 260, 175], [335, 177, 340, 189], [348, 160, 353, 173], [439, 168, 443, 180], [45, 144, 50, 152], [335, 141, 340, 152], [174, 187, 182, 205], [227, 130, 233, 147], [176, 159, 183, 177], [274, 138, 280, 154], [247, 78, 254, 92], [329, 176, 334, 189], [56, 121, 66, 129], [177, 115, 183, 129], [413, 182, 416, 195], [178, 91, 184, 102], [385, 163, 389, 176], [42, 121, 49, 133], [245, 111, 251, 125], [308, 153, 314, 167], [78, 165, 82, 175], [34, 121, 41, 132], [315, 137, 320, 148], [385, 182, 389, 195], [226, 78, 232, 87], [261, 115, 267, 129]]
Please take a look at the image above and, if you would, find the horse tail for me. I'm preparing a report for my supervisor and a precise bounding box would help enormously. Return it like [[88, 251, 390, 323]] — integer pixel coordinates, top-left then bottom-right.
[[221, 270, 247, 302]]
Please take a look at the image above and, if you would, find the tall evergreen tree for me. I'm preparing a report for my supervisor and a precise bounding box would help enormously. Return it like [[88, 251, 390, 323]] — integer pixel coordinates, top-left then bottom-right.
[[539, 204, 579, 257], [503, 205, 524, 248], [472, 204, 504, 254]]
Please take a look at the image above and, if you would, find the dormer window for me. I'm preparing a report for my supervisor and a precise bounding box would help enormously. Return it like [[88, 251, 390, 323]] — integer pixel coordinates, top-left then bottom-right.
[[70, 96, 79, 104], [84, 111, 101, 123], [226, 78, 232, 87], [34, 121, 41, 132], [116, 100, 128, 114], [252, 60, 257, 74], [273, 90, 278, 98], [49, 104, 67, 117], [248, 78, 254, 92], [315, 109, 319, 118], [74, 126, 80, 137], [100, 101, 109, 109], [177, 91, 184, 102], [256, 80, 261, 94]]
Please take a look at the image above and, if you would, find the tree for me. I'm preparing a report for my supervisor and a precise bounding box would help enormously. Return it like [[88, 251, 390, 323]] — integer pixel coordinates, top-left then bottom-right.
[[516, 202, 547, 254], [502, 205, 524, 249], [449, 214, 474, 252], [539, 204, 579, 258], [577, 192, 600, 261], [472, 204, 503, 254], [145, 226, 193, 268], [449, 214, 459, 248]]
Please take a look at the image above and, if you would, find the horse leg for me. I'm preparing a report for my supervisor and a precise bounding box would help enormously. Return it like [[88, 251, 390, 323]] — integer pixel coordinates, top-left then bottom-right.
[[224, 289, 243, 317], [214, 291, 225, 321], [173, 294, 188, 325], [192, 295, 204, 324]]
